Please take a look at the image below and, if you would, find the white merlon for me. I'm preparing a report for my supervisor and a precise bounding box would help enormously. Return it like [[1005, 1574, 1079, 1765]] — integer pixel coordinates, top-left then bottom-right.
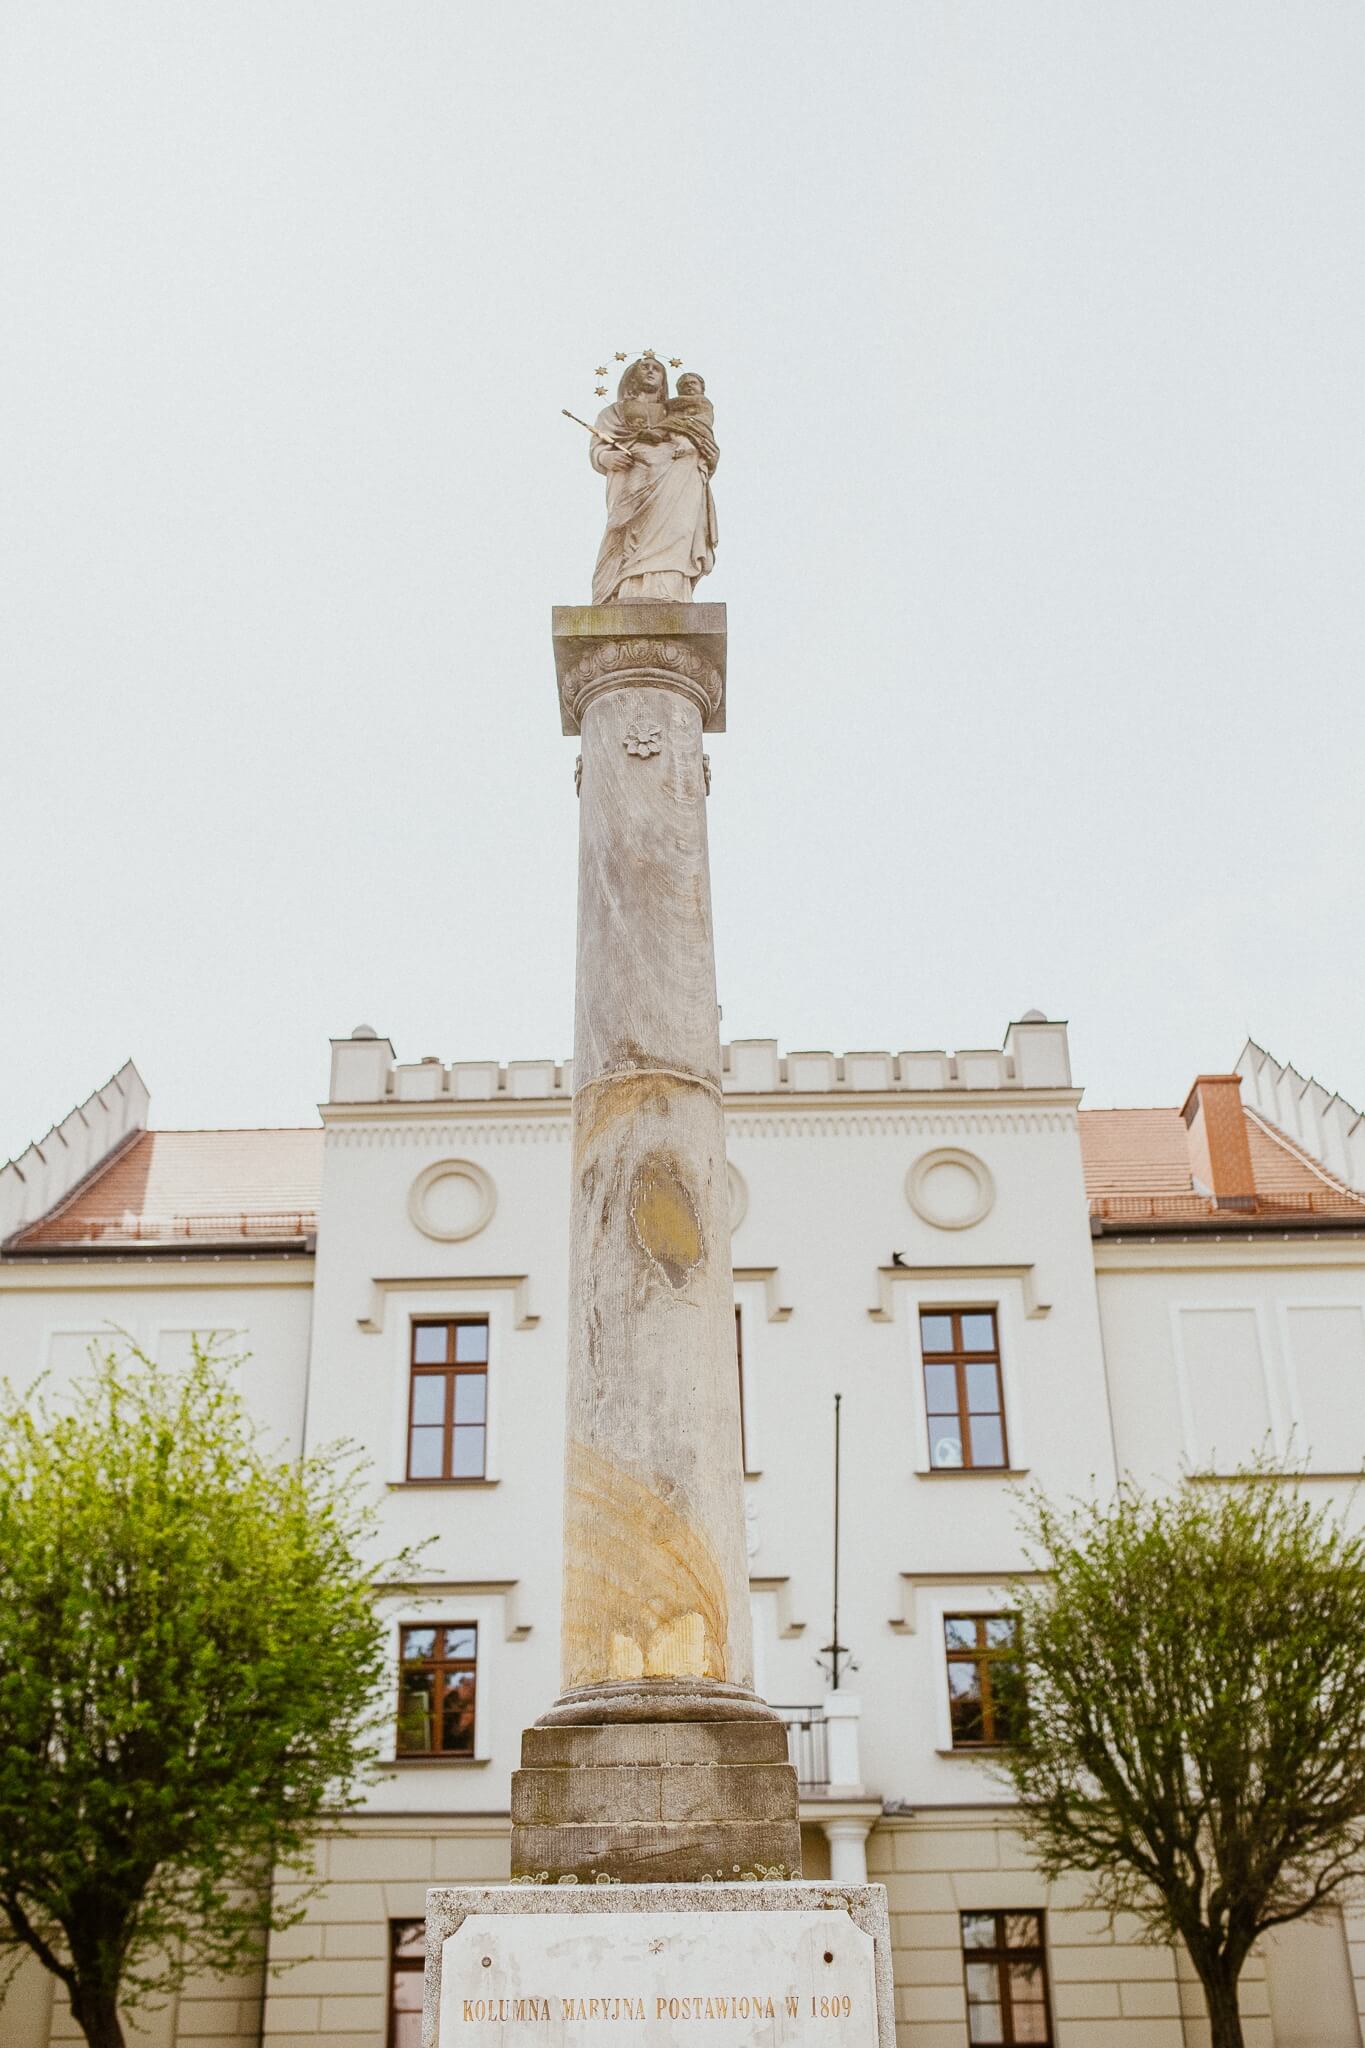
[[1237, 1038, 1365, 1191], [324, 1020, 1074, 1107], [0, 1060, 149, 1245]]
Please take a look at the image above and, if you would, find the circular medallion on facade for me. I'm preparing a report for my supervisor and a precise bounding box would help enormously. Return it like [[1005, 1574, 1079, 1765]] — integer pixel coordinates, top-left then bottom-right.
[[727, 1161, 749, 1234], [408, 1159, 497, 1242], [906, 1147, 995, 1231]]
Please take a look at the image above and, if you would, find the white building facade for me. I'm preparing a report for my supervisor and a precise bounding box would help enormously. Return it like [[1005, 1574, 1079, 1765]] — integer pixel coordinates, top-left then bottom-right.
[[2, 1026, 1364, 2048]]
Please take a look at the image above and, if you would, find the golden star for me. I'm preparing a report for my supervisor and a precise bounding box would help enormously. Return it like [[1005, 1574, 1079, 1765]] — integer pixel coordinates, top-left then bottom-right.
[[614, 351, 627, 361], [594, 386, 607, 396], [669, 357, 682, 368], [642, 347, 655, 358]]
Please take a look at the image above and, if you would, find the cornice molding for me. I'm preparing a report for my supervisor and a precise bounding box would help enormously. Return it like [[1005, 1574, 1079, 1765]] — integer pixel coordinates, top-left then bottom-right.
[[372, 1577, 532, 1641], [733, 1266, 794, 1322], [357, 1272, 540, 1333], [725, 1106, 1079, 1138], [0, 1255, 313, 1293], [325, 1117, 570, 1148], [1093, 1236, 1365, 1274], [748, 1574, 806, 1638], [321, 1093, 1081, 1137], [889, 1568, 1048, 1634], [868, 1263, 1051, 1322]]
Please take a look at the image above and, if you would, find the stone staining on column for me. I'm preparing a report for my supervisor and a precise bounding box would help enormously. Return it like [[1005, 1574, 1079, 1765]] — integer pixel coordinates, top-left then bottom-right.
[[509, 605, 801, 1884]]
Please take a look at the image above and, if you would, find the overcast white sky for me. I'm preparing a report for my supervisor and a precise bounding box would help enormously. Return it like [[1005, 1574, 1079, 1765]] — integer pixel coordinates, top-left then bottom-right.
[[3, 2, 1363, 1161]]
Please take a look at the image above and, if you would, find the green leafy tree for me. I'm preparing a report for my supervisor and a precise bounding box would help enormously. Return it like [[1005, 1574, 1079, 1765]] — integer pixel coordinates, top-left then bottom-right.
[[997, 1476, 1365, 2048], [0, 1341, 411, 2048]]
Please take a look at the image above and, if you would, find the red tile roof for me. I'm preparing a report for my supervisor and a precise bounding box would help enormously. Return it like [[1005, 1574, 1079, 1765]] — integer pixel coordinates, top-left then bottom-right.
[[9, 1098, 1362, 1252], [1079, 1106, 1365, 1226], [9, 1129, 323, 1249]]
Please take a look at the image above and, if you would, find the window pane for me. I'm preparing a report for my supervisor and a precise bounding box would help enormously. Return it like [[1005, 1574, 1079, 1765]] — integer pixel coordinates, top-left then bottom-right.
[[393, 2006, 423, 2048], [950, 1704, 985, 1746], [1009, 1963, 1045, 2002], [455, 1322, 489, 1363], [401, 1628, 436, 1662], [967, 2003, 1004, 2044], [454, 1373, 487, 1424], [944, 1617, 979, 1651], [408, 1426, 445, 1479], [1004, 1914, 1042, 1950], [960, 1312, 996, 1351], [968, 1414, 1006, 1467], [1012, 2008, 1048, 2044], [451, 1426, 486, 1478], [397, 1671, 435, 1752], [948, 1664, 982, 1702], [986, 1618, 1018, 1651], [413, 1325, 448, 1363], [444, 1626, 477, 1660], [930, 1419, 964, 1467], [965, 1963, 1000, 2000], [949, 1675, 984, 1743], [964, 1362, 1002, 1414], [920, 1313, 954, 1353], [961, 1914, 997, 1949], [442, 1671, 476, 1753], [393, 1920, 425, 1961], [923, 1363, 958, 1413], [410, 1374, 447, 1426]]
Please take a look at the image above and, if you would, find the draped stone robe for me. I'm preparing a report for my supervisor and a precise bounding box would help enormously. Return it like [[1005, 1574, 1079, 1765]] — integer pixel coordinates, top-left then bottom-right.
[[590, 396, 718, 605]]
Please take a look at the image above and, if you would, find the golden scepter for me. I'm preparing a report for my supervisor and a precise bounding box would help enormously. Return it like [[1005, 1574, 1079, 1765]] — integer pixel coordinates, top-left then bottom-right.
[[561, 408, 633, 453]]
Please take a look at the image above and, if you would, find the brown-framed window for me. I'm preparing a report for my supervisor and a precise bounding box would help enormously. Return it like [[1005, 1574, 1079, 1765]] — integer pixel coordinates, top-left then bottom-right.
[[960, 1910, 1052, 2044], [396, 1623, 477, 1757], [407, 1318, 488, 1480], [388, 1918, 424, 2047], [920, 1309, 1008, 1469], [735, 1304, 751, 1474], [945, 1614, 1019, 1747]]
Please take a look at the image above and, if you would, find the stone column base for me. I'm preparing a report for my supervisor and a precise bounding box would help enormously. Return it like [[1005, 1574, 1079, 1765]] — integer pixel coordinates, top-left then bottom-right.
[[510, 1717, 801, 1883]]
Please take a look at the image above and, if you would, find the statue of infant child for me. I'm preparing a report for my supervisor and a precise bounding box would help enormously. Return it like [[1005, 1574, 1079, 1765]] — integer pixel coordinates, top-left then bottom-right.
[[620, 373, 717, 471]]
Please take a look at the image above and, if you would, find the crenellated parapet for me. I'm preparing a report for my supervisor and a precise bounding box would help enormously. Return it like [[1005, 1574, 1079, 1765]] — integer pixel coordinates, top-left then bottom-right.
[[325, 1018, 1074, 1109]]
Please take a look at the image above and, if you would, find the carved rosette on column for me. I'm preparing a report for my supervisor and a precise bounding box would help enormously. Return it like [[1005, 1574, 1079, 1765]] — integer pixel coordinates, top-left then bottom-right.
[[510, 605, 801, 1884]]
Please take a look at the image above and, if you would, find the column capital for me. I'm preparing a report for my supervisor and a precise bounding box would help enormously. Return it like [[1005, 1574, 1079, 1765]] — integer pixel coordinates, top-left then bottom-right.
[[552, 603, 727, 735]]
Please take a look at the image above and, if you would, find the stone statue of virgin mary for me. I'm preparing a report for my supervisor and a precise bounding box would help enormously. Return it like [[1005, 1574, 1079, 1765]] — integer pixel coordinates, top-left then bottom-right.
[[589, 357, 719, 605]]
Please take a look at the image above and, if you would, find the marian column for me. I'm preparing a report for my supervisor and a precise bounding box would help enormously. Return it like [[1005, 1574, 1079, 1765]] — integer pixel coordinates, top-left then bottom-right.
[[510, 360, 801, 1883]]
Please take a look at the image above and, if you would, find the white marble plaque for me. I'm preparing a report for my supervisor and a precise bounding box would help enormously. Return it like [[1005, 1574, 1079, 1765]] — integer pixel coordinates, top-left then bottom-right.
[[439, 1910, 878, 2048]]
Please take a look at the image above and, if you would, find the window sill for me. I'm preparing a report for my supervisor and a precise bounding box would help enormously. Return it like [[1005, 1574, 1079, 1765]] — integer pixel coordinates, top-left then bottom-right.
[[936, 1745, 1011, 1757], [392, 1754, 491, 1767], [915, 1467, 1029, 1480], [388, 1478, 501, 1490]]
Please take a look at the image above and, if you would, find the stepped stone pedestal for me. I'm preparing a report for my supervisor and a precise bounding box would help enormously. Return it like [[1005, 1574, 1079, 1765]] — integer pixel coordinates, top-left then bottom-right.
[[507, 606, 801, 1885]]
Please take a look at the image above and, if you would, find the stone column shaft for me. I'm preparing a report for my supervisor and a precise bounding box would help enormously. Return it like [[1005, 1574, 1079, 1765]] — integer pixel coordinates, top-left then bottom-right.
[[510, 607, 800, 1881], [561, 675, 751, 1706]]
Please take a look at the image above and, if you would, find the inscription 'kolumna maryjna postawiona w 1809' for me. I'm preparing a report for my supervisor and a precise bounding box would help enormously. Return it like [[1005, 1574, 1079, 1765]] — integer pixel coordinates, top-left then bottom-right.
[[437, 1910, 879, 2047]]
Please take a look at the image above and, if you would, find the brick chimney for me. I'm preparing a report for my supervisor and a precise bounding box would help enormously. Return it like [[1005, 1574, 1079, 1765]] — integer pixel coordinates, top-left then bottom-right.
[[1181, 1074, 1256, 1209]]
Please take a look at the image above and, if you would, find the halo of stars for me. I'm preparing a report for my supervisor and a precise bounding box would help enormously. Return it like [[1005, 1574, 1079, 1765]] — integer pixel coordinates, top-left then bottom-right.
[[592, 349, 685, 400]]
